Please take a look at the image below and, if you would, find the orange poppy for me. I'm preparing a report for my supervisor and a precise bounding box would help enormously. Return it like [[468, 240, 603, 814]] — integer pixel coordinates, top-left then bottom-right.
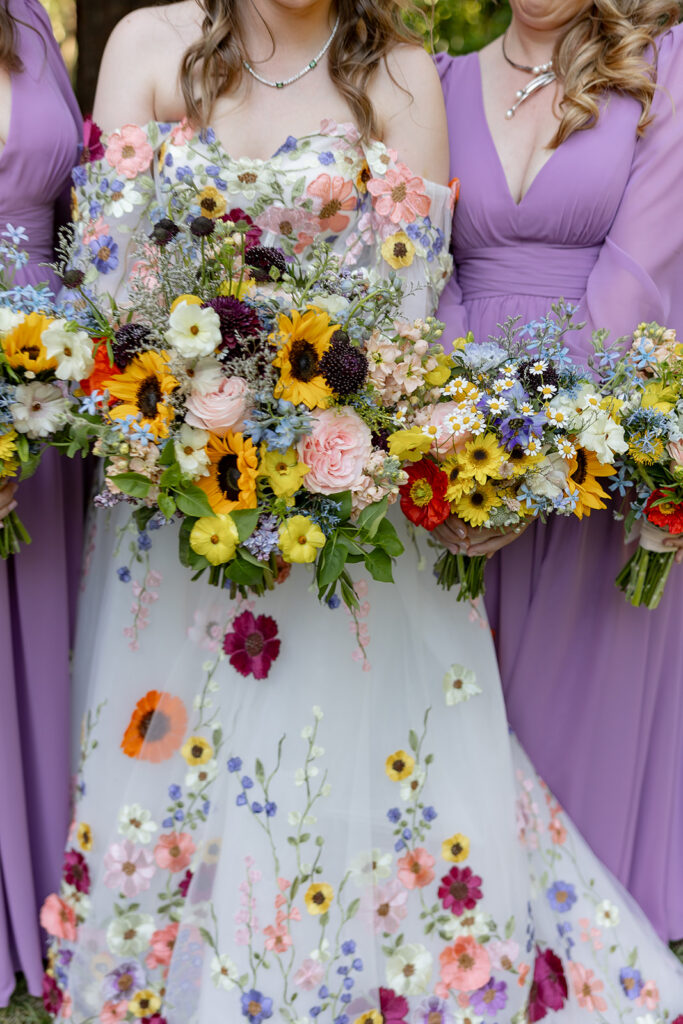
[[121, 690, 188, 763], [80, 340, 121, 403]]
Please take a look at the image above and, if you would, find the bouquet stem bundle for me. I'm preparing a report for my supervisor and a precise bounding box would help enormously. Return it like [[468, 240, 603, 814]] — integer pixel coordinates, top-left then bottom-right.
[[0, 509, 30, 558], [435, 550, 486, 602]]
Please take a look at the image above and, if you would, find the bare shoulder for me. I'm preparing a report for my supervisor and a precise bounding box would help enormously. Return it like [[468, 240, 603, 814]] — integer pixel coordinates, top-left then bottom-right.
[[372, 44, 449, 185]]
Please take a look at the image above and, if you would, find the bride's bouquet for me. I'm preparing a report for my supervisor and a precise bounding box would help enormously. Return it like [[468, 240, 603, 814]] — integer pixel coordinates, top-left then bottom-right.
[[54, 210, 437, 609], [593, 322, 683, 608], [389, 307, 626, 600]]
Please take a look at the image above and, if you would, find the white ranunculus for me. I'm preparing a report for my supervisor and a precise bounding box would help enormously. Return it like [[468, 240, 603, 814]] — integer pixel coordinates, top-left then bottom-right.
[[165, 301, 222, 358], [175, 424, 210, 479], [42, 320, 94, 380], [117, 803, 158, 844], [190, 355, 225, 395], [400, 765, 426, 802], [578, 412, 628, 465], [185, 758, 219, 789], [594, 898, 620, 929], [0, 307, 22, 337], [11, 381, 68, 438], [385, 942, 433, 996], [106, 911, 154, 956], [526, 452, 570, 500]]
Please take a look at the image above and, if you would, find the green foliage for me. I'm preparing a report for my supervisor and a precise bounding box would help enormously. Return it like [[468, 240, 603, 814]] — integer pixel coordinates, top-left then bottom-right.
[[407, 0, 511, 56]]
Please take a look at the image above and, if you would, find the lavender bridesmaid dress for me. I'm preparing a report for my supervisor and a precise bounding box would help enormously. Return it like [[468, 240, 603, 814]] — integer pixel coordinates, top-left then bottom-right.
[[0, 0, 81, 1004], [436, 26, 683, 943]]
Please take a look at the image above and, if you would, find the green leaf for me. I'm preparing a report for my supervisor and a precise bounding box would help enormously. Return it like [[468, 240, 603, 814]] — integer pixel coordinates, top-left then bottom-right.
[[224, 555, 265, 587], [356, 496, 388, 540], [110, 472, 152, 499], [505, 915, 515, 939], [231, 507, 261, 542], [408, 729, 419, 753], [364, 548, 394, 584], [158, 493, 177, 519], [255, 758, 265, 785], [160, 463, 182, 489], [133, 506, 157, 532], [346, 898, 360, 919], [374, 518, 405, 557], [627, 946, 638, 968], [316, 534, 347, 590], [174, 484, 213, 518], [212, 726, 223, 749], [327, 490, 352, 522], [16, 434, 29, 461], [158, 440, 176, 466], [178, 517, 208, 571], [290, 876, 300, 900]]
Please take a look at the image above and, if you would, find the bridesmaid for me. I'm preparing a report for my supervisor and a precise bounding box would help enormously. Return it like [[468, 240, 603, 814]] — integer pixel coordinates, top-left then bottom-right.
[[0, 0, 81, 1005], [435, 1, 683, 942]]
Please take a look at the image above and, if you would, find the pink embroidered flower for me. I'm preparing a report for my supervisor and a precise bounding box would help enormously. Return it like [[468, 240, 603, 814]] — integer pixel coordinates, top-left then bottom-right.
[[255, 205, 320, 242], [103, 839, 156, 896], [487, 938, 519, 972], [40, 893, 77, 941], [63, 849, 91, 894], [568, 962, 607, 1012], [396, 847, 435, 890], [188, 606, 228, 651], [170, 118, 195, 146], [185, 376, 250, 435], [528, 947, 568, 1021], [438, 866, 483, 916], [81, 115, 105, 164], [61, 992, 73, 1019], [439, 936, 491, 993], [105, 124, 153, 179], [518, 962, 531, 987], [100, 1001, 128, 1023], [306, 174, 357, 232], [154, 832, 196, 873], [82, 216, 111, 245], [263, 923, 292, 953], [362, 878, 409, 933], [367, 163, 431, 224], [294, 958, 325, 990], [548, 818, 567, 845], [298, 407, 372, 495], [637, 980, 659, 1010], [146, 922, 179, 969], [223, 610, 281, 680]]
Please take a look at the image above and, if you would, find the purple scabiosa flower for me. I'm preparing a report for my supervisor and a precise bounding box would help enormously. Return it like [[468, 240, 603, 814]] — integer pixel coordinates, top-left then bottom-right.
[[203, 296, 261, 351], [102, 960, 146, 1002], [470, 976, 508, 1016], [619, 966, 643, 1000]]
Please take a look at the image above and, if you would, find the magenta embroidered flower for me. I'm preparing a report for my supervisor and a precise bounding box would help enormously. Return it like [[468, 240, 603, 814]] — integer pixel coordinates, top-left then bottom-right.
[[42, 974, 63, 1016], [470, 976, 508, 1016], [63, 849, 91, 894], [178, 868, 193, 898], [379, 986, 409, 1023], [438, 865, 483, 916], [81, 115, 105, 164], [528, 947, 568, 1021], [223, 611, 281, 680]]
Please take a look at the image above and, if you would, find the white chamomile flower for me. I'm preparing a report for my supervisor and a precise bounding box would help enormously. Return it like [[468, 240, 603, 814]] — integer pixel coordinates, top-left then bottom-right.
[[211, 953, 239, 991], [519, 401, 534, 416], [502, 362, 516, 377], [165, 301, 222, 358], [575, 386, 602, 411], [42, 320, 94, 380], [470, 416, 486, 436], [546, 407, 568, 426], [349, 848, 393, 886], [394, 408, 408, 425], [525, 436, 543, 456], [11, 381, 68, 438], [488, 396, 509, 414], [175, 424, 210, 479], [118, 803, 158, 844], [530, 359, 548, 375], [385, 943, 433, 996], [0, 307, 22, 337], [595, 899, 620, 929], [557, 437, 576, 460], [185, 758, 219, 789], [537, 383, 557, 399], [443, 664, 482, 706], [400, 765, 426, 802], [492, 378, 508, 394], [422, 424, 439, 439]]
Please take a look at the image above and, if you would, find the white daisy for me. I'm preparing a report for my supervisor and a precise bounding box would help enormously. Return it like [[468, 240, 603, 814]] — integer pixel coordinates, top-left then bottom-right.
[[385, 943, 433, 996], [185, 758, 219, 789], [103, 179, 144, 217], [11, 381, 68, 438], [210, 953, 239, 991], [441, 909, 491, 940], [165, 301, 222, 358], [117, 803, 158, 844], [225, 159, 274, 199], [400, 765, 426, 802], [594, 899, 620, 929], [106, 911, 154, 956], [443, 664, 482, 706], [349, 848, 393, 886]]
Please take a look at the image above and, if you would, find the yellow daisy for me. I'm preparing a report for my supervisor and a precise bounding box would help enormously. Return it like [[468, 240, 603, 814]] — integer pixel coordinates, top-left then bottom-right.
[[196, 432, 259, 514], [442, 833, 470, 863], [460, 434, 505, 484], [181, 736, 214, 766], [354, 1013, 383, 1024], [259, 447, 309, 504], [442, 453, 476, 502], [105, 350, 177, 441], [504, 444, 544, 477], [77, 823, 93, 852], [304, 882, 334, 915], [0, 429, 18, 461], [381, 230, 416, 270], [567, 448, 616, 519], [190, 513, 239, 565], [272, 309, 337, 409], [2, 312, 57, 374], [385, 750, 415, 781], [453, 481, 502, 527], [198, 185, 227, 220]]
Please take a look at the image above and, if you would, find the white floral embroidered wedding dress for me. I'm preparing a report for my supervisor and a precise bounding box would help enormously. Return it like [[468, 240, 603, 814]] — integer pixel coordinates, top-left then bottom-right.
[[44, 119, 683, 1024]]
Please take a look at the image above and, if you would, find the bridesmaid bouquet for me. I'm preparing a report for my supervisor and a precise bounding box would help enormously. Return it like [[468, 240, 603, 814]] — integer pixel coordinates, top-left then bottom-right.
[[389, 309, 626, 600], [51, 212, 438, 609], [593, 322, 683, 608]]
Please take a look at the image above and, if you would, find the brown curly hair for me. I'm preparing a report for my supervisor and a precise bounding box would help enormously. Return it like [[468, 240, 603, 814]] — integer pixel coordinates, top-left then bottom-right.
[[0, 1, 22, 72], [179, 0, 419, 140], [550, 0, 681, 147]]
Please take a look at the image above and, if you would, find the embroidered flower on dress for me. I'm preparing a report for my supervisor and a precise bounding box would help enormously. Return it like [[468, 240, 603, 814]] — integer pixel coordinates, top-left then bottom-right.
[[442, 665, 482, 706], [223, 610, 281, 680], [367, 163, 431, 224], [438, 865, 483, 916], [105, 124, 154, 179], [306, 174, 357, 232], [120, 691, 188, 762]]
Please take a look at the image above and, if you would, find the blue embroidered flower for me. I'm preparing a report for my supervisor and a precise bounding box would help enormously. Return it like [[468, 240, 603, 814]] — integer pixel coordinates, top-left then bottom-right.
[[318, 986, 329, 999], [318, 151, 335, 165], [89, 236, 119, 274], [422, 805, 437, 822], [546, 880, 577, 913], [387, 807, 401, 823], [240, 989, 273, 1023], [242, 775, 254, 789], [251, 802, 263, 814], [174, 809, 185, 822], [351, 958, 363, 972], [72, 166, 87, 187], [236, 793, 247, 807], [273, 135, 298, 157], [168, 784, 182, 800], [619, 967, 643, 1000], [394, 839, 405, 852], [327, 594, 342, 609], [265, 801, 277, 817], [341, 940, 356, 955], [227, 757, 243, 772], [117, 567, 131, 582], [137, 531, 152, 551], [162, 816, 174, 829]]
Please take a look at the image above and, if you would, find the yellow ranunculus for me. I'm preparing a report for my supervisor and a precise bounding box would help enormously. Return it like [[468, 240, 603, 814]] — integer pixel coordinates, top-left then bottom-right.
[[425, 353, 454, 387], [170, 294, 203, 313], [388, 428, 432, 463], [641, 381, 677, 414], [259, 447, 309, 504], [190, 513, 239, 565], [278, 515, 326, 564]]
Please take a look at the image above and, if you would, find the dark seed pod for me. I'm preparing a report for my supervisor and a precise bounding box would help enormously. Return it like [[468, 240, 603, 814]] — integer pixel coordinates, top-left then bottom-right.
[[61, 268, 85, 289], [190, 216, 215, 238], [320, 331, 369, 396], [150, 218, 180, 246], [113, 323, 152, 370]]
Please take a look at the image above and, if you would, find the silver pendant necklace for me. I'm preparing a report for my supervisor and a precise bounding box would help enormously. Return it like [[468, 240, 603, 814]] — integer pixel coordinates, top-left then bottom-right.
[[242, 14, 341, 90], [502, 32, 556, 119]]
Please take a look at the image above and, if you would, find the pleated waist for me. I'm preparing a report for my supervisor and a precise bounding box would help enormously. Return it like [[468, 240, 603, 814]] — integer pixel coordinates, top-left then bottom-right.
[[457, 242, 601, 302]]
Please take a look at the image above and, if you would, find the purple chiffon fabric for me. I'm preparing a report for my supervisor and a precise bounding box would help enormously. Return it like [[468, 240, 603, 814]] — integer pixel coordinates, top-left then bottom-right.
[[436, 27, 683, 942], [0, 0, 81, 1004]]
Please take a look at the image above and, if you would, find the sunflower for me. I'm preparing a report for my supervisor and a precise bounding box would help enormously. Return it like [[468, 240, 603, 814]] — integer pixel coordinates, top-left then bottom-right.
[[453, 481, 502, 527], [567, 448, 616, 519], [385, 749, 415, 781], [2, 312, 57, 374], [105, 350, 177, 440], [181, 735, 214, 766], [198, 185, 227, 220], [442, 833, 470, 863], [459, 433, 505, 484], [121, 690, 188, 763], [304, 882, 334, 916], [197, 432, 259, 514], [77, 823, 93, 852], [442, 453, 476, 502], [0, 429, 17, 461], [504, 443, 544, 477], [272, 309, 337, 409]]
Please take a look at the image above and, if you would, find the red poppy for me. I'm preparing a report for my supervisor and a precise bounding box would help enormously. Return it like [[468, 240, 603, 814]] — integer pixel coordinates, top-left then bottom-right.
[[80, 340, 121, 403], [63, 849, 90, 894], [645, 488, 683, 534], [528, 947, 568, 1021], [399, 458, 451, 530], [438, 865, 483, 915], [81, 115, 105, 164], [223, 610, 281, 680]]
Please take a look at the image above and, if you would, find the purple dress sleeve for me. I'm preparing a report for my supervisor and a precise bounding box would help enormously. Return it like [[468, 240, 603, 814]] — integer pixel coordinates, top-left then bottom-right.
[[574, 26, 683, 353]]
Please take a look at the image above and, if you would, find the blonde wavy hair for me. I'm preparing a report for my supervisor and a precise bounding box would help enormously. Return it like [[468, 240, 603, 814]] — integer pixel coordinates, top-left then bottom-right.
[[550, 0, 681, 148], [179, 0, 419, 140]]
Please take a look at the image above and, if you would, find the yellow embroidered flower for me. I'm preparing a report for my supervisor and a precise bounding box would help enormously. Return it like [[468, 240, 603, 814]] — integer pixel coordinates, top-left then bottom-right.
[[442, 454, 475, 502], [304, 882, 334, 915], [105, 350, 177, 441], [190, 513, 239, 565], [259, 447, 309, 503], [170, 294, 203, 313], [129, 989, 161, 1018], [442, 833, 470, 863], [388, 428, 432, 463], [77, 823, 93, 852], [197, 432, 259, 514], [567, 448, 615, 519], [181, 736, 214, 766], [385, 750, 415, 781], [354, 1012, 383, 1024], [2, 312, 57, 374], [460, 434, 505, 484], [356, 162, 371, 194], [453, 482, 502, 527], [198, 185, 227, 220], [0, 428, 18, 461], [272, 309, 337, 409], [381, 230, 416, 270], [278, 515, 326, 564]]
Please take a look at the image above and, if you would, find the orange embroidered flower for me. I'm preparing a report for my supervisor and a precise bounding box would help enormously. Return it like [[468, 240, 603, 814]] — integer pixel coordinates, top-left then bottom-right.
[[121, 690, 188, 762], [548, 817, 567, 845], [396, 847, 435, 889], [567, 962, 607, 1012], [439, 935, 491, 992], [306, 174, 357, 233], [154, 831, 195, 872], [367, 163, 431, 224]]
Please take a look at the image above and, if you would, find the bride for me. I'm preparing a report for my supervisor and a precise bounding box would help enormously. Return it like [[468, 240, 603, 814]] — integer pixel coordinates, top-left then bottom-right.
[[43, 1, 683, 1021]]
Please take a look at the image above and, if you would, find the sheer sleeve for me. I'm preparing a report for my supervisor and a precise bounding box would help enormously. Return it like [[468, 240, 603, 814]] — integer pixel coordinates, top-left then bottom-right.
[[355, 141, 454, 321], [573, 25, 683, 357]]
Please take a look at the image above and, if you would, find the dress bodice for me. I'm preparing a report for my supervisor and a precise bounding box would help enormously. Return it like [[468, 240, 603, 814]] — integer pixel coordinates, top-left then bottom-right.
[[0, 0, 81, 288], [71, 118, 455, 320]]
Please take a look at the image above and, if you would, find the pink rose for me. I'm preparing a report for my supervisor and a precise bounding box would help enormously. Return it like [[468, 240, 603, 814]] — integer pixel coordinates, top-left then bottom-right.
[[668, 440, 683, 466], [424, 402, 472, 459], [185, 376, 250, 435], [105, 124, 153, 179], [298, 407, 372, 495]]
